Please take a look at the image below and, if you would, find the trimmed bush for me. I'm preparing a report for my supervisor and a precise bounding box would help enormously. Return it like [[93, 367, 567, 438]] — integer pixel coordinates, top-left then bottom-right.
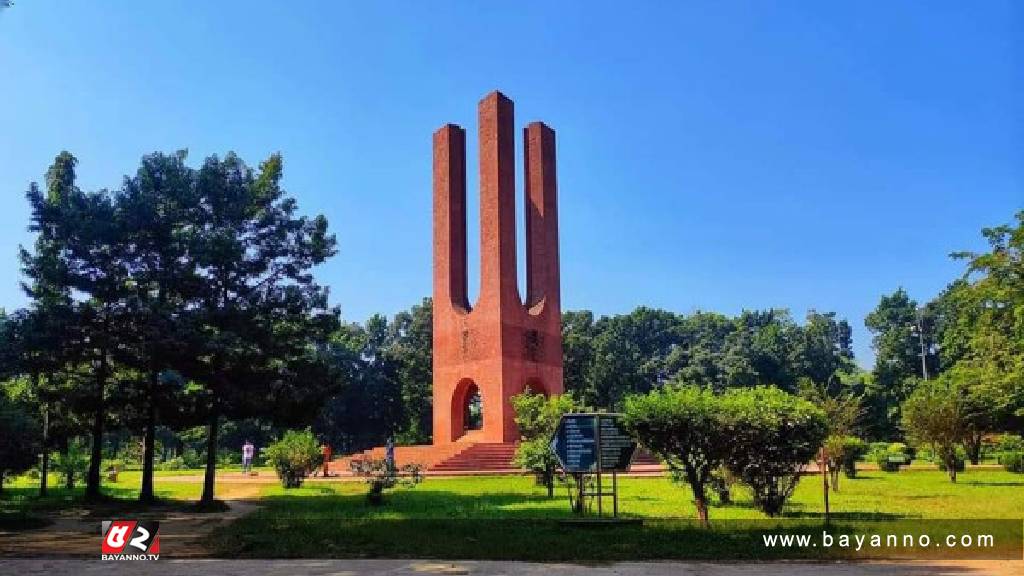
[[870, 443, 911, 472], [719, 386, 828, 517], [840, 437, 868, 478], [996, 434, 1023, 454], [264, 428, 322, 488], [1000, 451, 1023, 473], [624, 385, 728, 525]]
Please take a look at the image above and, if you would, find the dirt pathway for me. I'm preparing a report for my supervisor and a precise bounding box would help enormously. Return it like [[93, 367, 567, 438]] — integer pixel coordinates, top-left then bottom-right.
[[0, 497, 262, 558]]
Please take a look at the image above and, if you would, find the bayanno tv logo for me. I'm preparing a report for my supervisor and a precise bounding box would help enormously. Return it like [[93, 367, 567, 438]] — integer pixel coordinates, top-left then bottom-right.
[[101, 520, 160, 560]]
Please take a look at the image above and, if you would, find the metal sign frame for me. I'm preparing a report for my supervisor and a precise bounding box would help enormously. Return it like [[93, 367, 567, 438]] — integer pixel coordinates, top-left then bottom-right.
[[549, 412, 637, 517]]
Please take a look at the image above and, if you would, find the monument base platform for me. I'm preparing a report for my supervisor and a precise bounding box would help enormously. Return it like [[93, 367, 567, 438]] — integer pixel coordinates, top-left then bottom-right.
[[334, 433, 665, 477], [334, 432, 525, 476]]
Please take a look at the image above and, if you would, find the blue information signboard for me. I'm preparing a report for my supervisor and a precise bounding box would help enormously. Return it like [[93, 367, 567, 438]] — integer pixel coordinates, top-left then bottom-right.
[[550, 413, 636, 473]]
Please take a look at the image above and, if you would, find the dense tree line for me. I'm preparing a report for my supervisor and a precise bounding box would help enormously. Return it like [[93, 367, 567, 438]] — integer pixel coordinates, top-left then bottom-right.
[[1, 151, 339, 503], [560, 307, 856, 409]]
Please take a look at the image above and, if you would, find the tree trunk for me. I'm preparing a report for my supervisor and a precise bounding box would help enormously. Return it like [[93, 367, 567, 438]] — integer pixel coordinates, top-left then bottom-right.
[[964, 434, 982, 465], [200, 397, 220, 504], [545, 462, 554, 498], [86, 350, 108, 500], [39, 388, 49, 498], [687, 469, 710, 528], [139, 369, 158, 503], [65, 448, 74, 491], [692, 487, 709, 527]]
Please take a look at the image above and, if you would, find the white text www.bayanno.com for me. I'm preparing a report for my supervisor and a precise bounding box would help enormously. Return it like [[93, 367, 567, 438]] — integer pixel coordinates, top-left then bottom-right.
[[762, 531, 995, 552]]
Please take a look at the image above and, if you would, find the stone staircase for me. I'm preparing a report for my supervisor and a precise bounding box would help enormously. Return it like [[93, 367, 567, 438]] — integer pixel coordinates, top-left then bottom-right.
[[335, 438, 665, 477], [430, 442, 521, 475]]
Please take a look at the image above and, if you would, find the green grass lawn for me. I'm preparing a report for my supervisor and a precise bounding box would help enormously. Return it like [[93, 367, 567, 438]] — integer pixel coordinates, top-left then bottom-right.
[[207, 469, 1024, 560], [3, 467, 1021, 560]]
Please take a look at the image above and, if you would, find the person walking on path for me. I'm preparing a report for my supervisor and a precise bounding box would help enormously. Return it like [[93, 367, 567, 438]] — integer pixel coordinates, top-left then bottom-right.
[[242, 439, 255, 474]]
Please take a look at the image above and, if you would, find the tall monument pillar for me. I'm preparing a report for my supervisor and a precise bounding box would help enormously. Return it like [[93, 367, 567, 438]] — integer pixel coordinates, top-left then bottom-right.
[[432, 91, 564, 444]]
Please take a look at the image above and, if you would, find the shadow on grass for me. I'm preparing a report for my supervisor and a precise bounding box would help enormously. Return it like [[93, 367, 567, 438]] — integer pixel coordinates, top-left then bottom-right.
[[958, 480, 1024, 487], [253, 487, 566, 520], [0, 484, 217, 531]]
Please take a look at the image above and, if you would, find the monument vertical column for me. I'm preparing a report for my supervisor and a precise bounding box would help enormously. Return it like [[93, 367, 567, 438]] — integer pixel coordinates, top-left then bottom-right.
[[477, 92, 518, 310], [432, 124, 468, 311], [524, 122, 560, 310]]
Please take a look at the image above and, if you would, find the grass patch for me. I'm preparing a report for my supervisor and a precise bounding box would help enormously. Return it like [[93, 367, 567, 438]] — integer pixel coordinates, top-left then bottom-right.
[[207, 470, 1024, 560]]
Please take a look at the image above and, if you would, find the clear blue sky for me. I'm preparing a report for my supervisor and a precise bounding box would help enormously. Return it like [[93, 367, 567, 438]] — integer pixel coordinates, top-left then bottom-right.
[[1, 2, 1020, 367]]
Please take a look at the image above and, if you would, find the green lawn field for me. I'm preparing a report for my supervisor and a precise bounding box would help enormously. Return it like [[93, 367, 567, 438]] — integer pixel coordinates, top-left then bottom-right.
[[3, 468, 1022, 560], [206, 469, 1024, 560]]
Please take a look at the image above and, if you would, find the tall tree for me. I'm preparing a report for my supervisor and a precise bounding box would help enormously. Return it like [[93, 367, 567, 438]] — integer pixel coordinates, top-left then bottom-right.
[[864, 289, 937, 439], [185, 152, 337, 504], [385, 298, 433, 443], [116, 151, 201, 502], [561, 310, 597, 398], [951, 211, 1024, 427], [18, 152, 85, 496], [588, 307, 682, 409]]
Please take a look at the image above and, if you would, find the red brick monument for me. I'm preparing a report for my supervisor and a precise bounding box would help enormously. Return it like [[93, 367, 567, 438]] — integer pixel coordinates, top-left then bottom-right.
[[432, 91, 564, 445], [340, 91, 565, 472]]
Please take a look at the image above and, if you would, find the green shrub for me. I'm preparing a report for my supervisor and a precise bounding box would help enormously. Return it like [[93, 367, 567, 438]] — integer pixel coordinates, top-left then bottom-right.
[[996, 434, 1024, 454], [1000, 451, 1024, 473], [53, 440, 90, 489], [263, 428, 322, 488], [349, 458, 423, 504], [511, 391, 579, 496], [719, 386, 828, 517], [624, 385, 729, 525], [155, 456, 188, 471], [870, 442, 912, 472], [839, 437, 868, 478]]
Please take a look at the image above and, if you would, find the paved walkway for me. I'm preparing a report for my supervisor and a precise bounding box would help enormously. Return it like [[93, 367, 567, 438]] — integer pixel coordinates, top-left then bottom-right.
[[0, 558, 1019, 576]]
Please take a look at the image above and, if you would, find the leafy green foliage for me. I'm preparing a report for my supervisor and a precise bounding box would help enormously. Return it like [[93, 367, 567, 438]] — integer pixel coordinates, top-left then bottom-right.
[[624, 385, 727, 525], [837, 436, 868, 478], [1001, 451, 1023, 473], [264, 428, 323, 488], [719, 386, 828, 516], [0, 397, 40, 493], [349, 458, 423, 504], [902, 375, 968, 482], [53, 439, 89, 489], [511, 390, 579, 494]]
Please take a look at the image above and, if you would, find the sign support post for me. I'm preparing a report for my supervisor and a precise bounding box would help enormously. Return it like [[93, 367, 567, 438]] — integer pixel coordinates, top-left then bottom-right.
[[550, 413, 637, 519]]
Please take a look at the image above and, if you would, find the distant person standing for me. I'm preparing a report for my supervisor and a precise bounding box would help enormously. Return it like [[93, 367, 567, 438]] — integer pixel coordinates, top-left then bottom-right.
[[385, 435, 395, 472], [242, 439, 255, 474]]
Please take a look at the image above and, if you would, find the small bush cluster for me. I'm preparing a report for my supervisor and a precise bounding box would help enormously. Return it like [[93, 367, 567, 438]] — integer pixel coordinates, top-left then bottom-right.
[[1000, 452, 1024, 473], [995, 435, 1023, 473], [870, 443, 913, 472], [263, 428, 322, 488], [624, 384, 827, 522], [349, 458, 423, 504], [838, 437, 868, 478]]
